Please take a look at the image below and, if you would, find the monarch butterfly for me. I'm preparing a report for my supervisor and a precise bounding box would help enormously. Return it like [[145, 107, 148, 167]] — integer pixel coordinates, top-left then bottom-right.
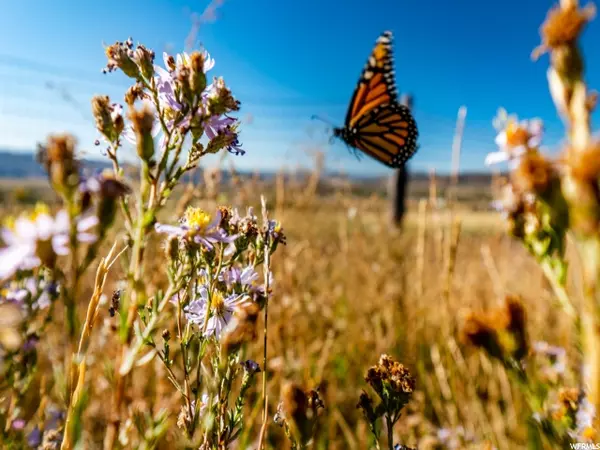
[[325, 31, 419, 168]]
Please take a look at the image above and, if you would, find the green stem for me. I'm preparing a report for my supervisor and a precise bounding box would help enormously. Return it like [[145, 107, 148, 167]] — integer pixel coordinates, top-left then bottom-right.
[[385, 415, 394, 450], [576, 237, 600, 413], [539, 259, 577, 318]]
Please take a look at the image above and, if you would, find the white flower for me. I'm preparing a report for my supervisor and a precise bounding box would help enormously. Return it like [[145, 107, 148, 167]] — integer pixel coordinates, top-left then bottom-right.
[[170, 50, 215, 73], [573, 397, 596, 442], [0, 209, 98, 280], [486, 109, 544, 168], [184, 286, 248, 338]]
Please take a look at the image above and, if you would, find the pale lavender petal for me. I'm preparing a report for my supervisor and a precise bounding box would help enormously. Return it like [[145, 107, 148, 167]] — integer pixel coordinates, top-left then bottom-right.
[[494, 132, 508, 149], [485, 151, 509, 166], [77, 215, 99, 232], [162, 52, 171, 69], [35, 214, 55, 241], [53, 211, 69, 234], [52, 235, 69, 255], [1, 228, 16, 246], [14, 217, 37, 240], [203, 51, 215, 72], [155, 223, 187, 236], [77, 232, 97, 244], [0, 248, 26, 279]]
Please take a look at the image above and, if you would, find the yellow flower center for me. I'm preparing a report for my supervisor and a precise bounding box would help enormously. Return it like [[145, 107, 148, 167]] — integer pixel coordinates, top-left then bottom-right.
[[505, 120, 529, 148], [164, 107, 178, 122], [583, 426, 597, 441], [184, 207, 212, 231], [210, 291, 226, 316], [30, 202, 50, 221], [3, 216, 16, 231], [2, 203, 50, 231]]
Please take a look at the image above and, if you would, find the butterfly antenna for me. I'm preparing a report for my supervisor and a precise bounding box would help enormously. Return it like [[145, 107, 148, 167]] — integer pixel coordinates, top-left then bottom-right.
[[311, 114, 335, 127]]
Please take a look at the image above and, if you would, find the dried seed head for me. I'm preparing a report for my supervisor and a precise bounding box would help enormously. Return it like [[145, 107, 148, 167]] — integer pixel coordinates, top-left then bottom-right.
[[189, 51, 207, 93], [91, 95, 124, 143], [124, 83, 146, 106], [37, 134, 80, 193], [161, 329, 171, 342], [103, 40, 140, 78], [537, 3, 596, 53], [128, 103, 156, 161], [511, 150, 556, 196], [132, 44, 155, 79], [559, 387, 582, 410]]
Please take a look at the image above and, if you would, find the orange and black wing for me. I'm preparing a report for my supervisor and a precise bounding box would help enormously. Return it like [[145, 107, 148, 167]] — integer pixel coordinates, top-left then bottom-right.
[[350, 103, 419, 168], [344, 31, 398, 130]]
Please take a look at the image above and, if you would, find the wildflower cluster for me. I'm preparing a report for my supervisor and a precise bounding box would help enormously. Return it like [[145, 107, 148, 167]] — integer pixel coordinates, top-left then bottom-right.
[[126, 202, 285, 447], [488, 110, 572, 315], [0, 133, 130, 446], [481, 1, 600, 443], [357, 354, 416, 450], [0, 34, 290, 449], [460, 294, 598, 446]]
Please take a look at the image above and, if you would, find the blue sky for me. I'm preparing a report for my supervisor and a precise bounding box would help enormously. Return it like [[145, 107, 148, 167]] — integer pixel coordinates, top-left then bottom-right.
[[1, 0, 600, 176]]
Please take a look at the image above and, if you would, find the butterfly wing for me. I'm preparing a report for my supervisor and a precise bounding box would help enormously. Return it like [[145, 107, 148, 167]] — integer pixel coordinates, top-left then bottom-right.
[[344, 31, 398, 130], [348, 103, 419, 168]]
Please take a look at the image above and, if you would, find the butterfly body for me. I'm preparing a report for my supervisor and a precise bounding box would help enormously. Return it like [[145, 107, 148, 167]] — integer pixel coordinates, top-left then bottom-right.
[[332, 31, 419, 168]]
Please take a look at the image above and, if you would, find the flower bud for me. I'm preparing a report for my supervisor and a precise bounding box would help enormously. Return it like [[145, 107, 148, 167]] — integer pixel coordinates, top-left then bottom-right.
[[133, 44, 155, 80], [189, 52, 207, 94], [91, 95, 124, 143], [103, 40, 141, 78], [37, 134, 80, 195], [128, 103, 156, 162]]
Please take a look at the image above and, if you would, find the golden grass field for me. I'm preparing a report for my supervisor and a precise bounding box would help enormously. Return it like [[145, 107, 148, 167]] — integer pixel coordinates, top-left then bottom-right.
[[1, 169, 577, 449]]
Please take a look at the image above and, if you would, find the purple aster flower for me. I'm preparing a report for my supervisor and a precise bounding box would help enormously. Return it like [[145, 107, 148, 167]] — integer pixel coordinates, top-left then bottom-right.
[[0, 207, 98, 281], [225, 127, 245, 155], [6, 278, 53, 311], [221, 266, 259, 289], [155, 207, 236, 251], [184, 285, 248, 338], [203, 115, 235, 140], [171, 50, 215, 74], [241, 359, 261, 375]]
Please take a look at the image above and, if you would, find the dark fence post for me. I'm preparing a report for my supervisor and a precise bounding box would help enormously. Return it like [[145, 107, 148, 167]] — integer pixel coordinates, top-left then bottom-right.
[[389, 94, 413, 227]]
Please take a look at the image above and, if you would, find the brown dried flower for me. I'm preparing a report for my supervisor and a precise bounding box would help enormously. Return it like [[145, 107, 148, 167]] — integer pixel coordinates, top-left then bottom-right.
[[533, 3, 596, 58], [128, 103, 156, 161], [37, 134, 79, 193], [511, 150, 557, 196]]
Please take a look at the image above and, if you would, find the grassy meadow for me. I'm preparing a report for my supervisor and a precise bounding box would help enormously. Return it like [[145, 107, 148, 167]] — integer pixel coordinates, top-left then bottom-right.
[[2, 2, 599, 447], [0, 169, 574, 449]]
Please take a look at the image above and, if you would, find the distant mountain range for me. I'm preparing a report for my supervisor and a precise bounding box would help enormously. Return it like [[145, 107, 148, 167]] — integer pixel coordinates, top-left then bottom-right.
[[0, 150, 497, 185], [0, 150, 111, 178]]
